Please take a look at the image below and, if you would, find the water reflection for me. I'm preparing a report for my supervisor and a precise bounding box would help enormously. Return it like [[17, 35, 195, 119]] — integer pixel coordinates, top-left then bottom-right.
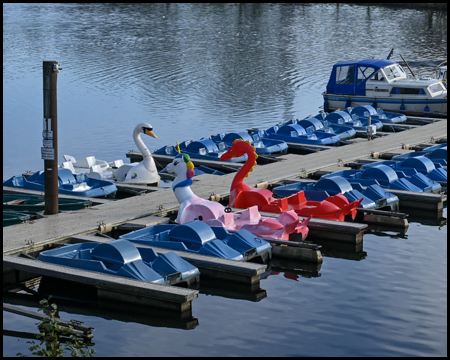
[[199, 278, 267, 302], [314, 239, 368, 261], [4, 289, 199, 331], [262, 258, 322, 281], [406, 208, 447, 227]]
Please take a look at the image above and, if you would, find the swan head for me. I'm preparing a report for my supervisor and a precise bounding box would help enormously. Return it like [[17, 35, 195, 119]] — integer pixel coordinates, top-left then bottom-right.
[[135, 122, 157, 138]]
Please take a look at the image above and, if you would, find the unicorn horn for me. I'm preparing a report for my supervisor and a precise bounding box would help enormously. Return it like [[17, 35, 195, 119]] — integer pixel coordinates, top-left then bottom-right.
[[176, 141, 181, 154]]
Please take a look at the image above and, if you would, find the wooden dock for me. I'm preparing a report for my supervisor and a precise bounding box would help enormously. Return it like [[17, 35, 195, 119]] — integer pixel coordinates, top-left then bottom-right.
[[3, 117, 447, 311]]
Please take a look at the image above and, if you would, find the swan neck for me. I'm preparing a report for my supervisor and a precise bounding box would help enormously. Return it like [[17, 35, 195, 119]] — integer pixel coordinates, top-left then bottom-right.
[[134, 131, 155, 170]]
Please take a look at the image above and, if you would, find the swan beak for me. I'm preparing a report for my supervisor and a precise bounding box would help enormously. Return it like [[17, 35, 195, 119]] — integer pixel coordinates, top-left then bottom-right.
[[145, 130, 158, 138]]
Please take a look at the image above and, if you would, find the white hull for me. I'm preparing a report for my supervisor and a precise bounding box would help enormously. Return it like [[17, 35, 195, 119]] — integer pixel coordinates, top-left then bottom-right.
[[323, 94, 447, 118]]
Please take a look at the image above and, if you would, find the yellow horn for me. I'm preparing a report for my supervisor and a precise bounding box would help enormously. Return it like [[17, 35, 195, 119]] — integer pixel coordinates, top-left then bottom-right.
[[176, 142, 181, 154]]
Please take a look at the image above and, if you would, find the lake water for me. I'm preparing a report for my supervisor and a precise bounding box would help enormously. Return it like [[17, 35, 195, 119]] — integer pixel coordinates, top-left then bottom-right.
[[3, 3, 447, 357]]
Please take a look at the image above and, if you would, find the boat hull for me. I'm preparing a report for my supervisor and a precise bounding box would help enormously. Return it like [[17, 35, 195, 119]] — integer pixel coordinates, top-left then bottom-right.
[[323, 94, 447, 118], [3, 211, 31, 227], [3, 169, 117, 198], [3, 194, 92, 212]]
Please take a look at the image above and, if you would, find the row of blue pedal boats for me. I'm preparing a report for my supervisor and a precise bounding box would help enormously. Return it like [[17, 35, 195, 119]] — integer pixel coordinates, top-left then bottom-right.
[[32, 220, 273, 286], [3, 104, 408, 199], [154, 105, 408, 161], [273, 144, 446, 209]]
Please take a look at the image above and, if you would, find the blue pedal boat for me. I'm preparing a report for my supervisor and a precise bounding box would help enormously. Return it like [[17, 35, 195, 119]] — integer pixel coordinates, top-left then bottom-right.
[[154, 138, 247, 163], [3, 168, 117, 198], [345, 105, 407, 124], [251, 123, 341, 146], [211, 131, 288, 156], [361, 157, 447, 184], [323, 165, 441, 193], [120, 220, 272, 262], [391, 145, 447, 167], [272, 176, 399, 211], [320, 110, 383, 131], [37, 239, 200, 285], [285, 117, 356, 141]]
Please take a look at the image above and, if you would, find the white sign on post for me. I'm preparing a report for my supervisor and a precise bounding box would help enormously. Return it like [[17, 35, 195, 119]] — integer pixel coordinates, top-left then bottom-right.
[[43, 139, 53, 148], [41, 147, 55, 160]]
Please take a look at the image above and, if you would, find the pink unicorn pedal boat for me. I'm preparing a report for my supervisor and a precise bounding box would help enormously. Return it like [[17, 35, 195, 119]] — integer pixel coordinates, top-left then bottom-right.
[[164, 152, 310, 241]]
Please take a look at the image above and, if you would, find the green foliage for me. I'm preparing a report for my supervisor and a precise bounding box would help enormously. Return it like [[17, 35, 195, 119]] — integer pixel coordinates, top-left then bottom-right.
[[16, 296, 95, 357]]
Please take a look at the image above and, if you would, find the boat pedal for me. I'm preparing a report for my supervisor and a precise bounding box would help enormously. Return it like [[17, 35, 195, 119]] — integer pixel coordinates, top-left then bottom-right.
[[166, 271, 182, 283], [244, 247, 257, 258]]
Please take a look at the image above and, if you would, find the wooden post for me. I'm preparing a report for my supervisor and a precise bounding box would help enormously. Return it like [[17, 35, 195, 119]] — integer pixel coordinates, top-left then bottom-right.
[[42, 61, 61, 215]]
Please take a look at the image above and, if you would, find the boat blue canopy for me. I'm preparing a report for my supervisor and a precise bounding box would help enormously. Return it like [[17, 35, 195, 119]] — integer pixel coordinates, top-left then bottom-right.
[[326, 59, 396, 96]]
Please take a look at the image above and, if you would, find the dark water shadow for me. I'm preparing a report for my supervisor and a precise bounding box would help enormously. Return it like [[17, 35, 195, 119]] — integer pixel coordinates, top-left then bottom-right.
[[7, 276, 200, 330]]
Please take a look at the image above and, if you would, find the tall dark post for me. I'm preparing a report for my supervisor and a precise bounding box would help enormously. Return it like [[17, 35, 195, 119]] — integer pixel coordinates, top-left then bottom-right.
[[42, 61, 61, 214]]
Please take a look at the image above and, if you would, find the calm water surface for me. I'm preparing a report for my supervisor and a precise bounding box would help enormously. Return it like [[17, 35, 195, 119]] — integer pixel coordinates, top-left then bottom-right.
[[3, 3, 447, 357]]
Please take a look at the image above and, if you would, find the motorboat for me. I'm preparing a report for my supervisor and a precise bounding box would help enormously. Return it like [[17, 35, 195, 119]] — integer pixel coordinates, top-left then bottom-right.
[[62, 122, 161, 185], [3, 168, 117, 198], [37, 239, 200, 285], [164, 152, 310, 241], [344, 105, 407, 124], [284, 117, 356, 141], [272, 176, 400, 211], [251, 123, 341, 146], [323, 164, 442, 193], [211, 131, 288, 156], [3, 194, 92, 212], [120, 220, 272, 262], [154, 138, 247, 163], [219, 139, 363, 221], [323, 58, 447, 118], [3, 211, 30, 227]]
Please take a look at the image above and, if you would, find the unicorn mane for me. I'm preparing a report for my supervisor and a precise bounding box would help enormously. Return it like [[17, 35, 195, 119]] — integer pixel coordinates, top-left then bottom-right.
[[172, 153, 195, 191], [175, 153, 195, 178]]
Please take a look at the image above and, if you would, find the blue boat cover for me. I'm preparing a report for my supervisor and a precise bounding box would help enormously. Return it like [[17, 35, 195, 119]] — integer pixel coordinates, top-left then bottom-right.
[[326, 59, 396, 96]]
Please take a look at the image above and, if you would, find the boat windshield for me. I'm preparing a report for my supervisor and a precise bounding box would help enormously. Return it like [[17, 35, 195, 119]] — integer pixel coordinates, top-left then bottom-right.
[[382, 64, 407, 81], [428, 82, 447, 96]]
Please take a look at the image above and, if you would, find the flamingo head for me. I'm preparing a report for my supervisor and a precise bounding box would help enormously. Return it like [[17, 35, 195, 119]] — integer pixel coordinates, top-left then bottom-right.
[[220, 139, 257, 161]]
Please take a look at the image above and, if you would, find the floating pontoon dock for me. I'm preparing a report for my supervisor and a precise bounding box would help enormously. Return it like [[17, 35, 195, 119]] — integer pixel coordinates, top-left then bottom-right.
[[3, 116, 447, 312]]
